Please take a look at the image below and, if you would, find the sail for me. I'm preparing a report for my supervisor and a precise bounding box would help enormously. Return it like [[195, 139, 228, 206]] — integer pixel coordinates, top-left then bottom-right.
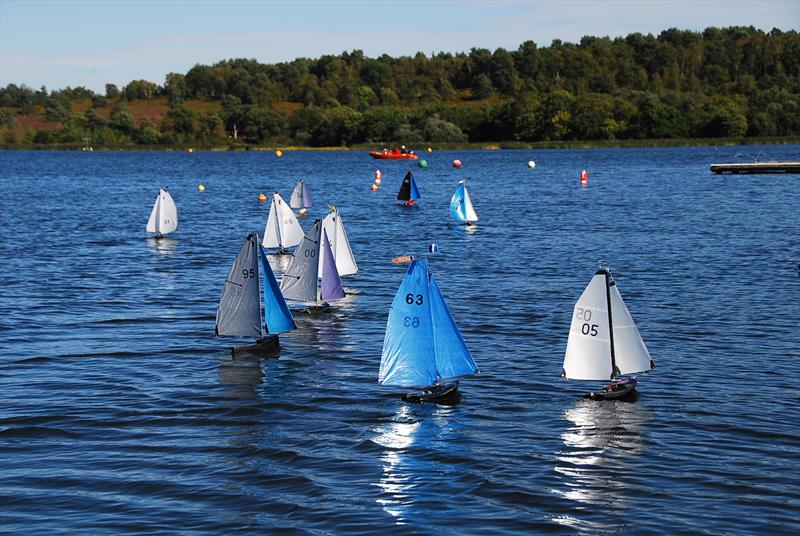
[[280, 219, 321, 302], [450, 182, 478, 223], [379, 260, 437, 387], [262, 196, 281, 247], [290, 180, 312, 209], [318, 208, 359, 277], [215, 234, 263, 338], [146, 189, 178, 235], [609, 282, 654, 375], [397, 172, 414, 201], [410, 175, 421, 200], [563, 271, 614, 380], [276, 193, 304, 247], [257, 244, 296, 334], [320, 230, 345, 301], [429, 275, 478, 380]]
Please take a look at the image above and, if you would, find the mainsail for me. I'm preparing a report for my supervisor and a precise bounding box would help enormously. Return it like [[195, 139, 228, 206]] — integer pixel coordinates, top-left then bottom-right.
[[563, 269, 654, 380], [450, 181, 478, 223], [318, 208, 359, 277], [262, 192, 303, 249], [216, 234, 263, 338], [379, 260, 477, 387], [397, 172, 421, 201], [290, 179, 312, 209], [280, 219, 322, 303], [146, 189, 178, 235], [258, 244, 296, 334], [609, 282, 654, 375]]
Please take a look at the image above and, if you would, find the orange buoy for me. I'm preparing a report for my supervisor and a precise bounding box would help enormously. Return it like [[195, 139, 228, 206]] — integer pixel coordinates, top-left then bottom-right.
[[258, 193, 267, 202], [453, 159, 462, 168], [370, 184, 379, 191]]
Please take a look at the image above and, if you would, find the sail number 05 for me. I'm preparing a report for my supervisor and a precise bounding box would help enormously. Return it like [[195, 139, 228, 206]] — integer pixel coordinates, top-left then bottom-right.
[[576, 307, 599, 336]]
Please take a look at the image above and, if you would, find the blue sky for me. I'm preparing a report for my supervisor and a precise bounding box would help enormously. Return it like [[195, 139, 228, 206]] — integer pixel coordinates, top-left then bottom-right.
[[1, 0, 798, 92]]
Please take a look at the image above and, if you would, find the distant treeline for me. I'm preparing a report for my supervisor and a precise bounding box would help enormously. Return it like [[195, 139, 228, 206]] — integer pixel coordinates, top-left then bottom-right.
[[1, 26, 798, 148]]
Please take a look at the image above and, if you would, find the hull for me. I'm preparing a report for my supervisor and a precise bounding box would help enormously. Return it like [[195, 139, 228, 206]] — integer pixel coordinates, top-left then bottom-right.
[[370, 151, 419, 160], [231, 335, 280, 357], [402, 382, 460, 404], [586, 377, 637, 401]]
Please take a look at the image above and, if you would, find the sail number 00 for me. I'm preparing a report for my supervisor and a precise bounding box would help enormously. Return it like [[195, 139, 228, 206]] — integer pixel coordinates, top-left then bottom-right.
[[576, 308, 599, 336]]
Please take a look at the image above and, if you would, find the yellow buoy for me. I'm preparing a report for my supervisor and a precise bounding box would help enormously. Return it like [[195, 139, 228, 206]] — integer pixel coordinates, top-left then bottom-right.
[[275, 150, 283, 157], [427, 147, 432, 153], [370, 184, 379, 191], [198, 184, 205, 191], [188, 148, 193, 153], [258, 193, 267, 202]]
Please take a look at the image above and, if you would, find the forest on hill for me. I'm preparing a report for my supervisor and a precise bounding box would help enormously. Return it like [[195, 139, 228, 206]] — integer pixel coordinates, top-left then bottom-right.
[[1, 26, 798, 148]]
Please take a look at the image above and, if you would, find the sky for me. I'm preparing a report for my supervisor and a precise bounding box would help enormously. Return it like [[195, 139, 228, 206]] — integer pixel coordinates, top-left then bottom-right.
[[1, 0, 798, 92]]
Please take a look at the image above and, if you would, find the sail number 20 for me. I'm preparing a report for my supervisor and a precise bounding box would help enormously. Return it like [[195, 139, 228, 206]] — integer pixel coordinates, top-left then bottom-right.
[[576, 308, 599, 336]]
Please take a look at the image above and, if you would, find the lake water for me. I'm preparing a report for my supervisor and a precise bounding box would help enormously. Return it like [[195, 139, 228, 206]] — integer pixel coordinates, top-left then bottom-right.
[[1, 145, 799, 535]]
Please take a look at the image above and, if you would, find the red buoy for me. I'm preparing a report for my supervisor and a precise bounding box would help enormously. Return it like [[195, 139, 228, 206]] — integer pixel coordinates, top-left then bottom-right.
[[580, 169, 588, 185], [453, 159, 462, 168]]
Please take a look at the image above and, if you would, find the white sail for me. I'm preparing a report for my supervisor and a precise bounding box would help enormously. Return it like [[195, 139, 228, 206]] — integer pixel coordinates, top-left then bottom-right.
[[280, 219, 321, 303], [146, 189, 178, 235], [462, 183, 479, 222], [563, 272, 614, 380], [262, 193, 303, 249], [215, 235, 262, 338], [609, 283, 653, 375], [318, 208, 359, 277], [290, 180, 311, 209]]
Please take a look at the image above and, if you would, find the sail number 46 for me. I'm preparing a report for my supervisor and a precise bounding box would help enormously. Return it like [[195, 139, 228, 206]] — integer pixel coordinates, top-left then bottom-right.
[[576, 308, 598, 336]]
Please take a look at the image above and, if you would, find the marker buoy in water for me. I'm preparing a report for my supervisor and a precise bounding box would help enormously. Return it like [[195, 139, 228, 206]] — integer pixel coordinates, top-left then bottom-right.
[[528, 161, 536, 168], [427, 147, 432, 153], [275, 149, 283, 157], [258, 193, 267, 202], [374, 170, 382, 184], [198, 184, 205, 191], [453, 159, 462, 168], [419, 159, 428, 168], [428, 243, 440, 253], [580, 169, 588, 185], [370, 184, 379, 191]]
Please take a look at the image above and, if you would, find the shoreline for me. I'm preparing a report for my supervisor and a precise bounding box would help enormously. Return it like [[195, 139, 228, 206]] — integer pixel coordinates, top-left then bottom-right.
[[1, 136, 798, 152]]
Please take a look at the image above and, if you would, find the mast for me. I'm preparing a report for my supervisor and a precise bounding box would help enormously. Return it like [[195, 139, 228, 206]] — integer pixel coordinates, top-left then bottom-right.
[[603, 269, 619, 379]]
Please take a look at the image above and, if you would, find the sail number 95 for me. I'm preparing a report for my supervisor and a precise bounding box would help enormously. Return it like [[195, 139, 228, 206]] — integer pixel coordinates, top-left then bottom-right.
[[242, 268, 256, 279], [405, 293, 424, 305]]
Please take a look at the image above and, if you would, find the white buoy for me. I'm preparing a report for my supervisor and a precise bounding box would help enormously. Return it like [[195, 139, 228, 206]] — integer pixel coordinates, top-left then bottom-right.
[[528, 161, 536, 168]]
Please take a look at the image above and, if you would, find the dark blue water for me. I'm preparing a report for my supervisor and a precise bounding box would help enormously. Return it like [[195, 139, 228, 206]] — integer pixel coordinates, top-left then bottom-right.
[[1, 146, 799, 535]]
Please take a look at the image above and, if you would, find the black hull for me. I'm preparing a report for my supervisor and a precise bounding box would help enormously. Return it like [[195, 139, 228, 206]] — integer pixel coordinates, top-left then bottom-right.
[[586, 378, 638, 401], [402, 382, 460, 405], [231, 335, 280, 357]]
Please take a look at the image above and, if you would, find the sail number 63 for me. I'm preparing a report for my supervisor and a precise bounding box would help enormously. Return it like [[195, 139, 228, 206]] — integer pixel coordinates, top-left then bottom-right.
[[405, 293, 424, 305]]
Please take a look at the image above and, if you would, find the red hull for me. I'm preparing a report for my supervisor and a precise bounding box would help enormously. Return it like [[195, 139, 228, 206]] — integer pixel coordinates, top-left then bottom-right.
[[369, 151, 419, 160]]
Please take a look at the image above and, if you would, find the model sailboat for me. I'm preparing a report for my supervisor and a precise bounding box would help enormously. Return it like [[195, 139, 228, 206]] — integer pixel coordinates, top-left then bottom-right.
[[216, 233, 296, 356], [450, 180, 478, 225], [396, 171, 420, 207], [562, 267, 655, 400], [280, 219, 345, 312], [318, 206, 359, 278], [290, 179, 313, 216], [145, 188, 178, 238], [262, 192, 304, 254], [379, 259, 478, 403]]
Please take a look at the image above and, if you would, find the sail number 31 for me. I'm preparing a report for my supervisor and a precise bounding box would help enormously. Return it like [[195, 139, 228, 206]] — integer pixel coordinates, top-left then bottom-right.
[[576, 307, 599, 336]]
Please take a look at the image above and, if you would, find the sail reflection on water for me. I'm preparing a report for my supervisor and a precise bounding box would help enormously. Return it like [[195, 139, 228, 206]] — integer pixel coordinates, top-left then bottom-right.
[[552, 400, 649, 532], [147, 236, 177, 256], [371, 405, 460, 525]]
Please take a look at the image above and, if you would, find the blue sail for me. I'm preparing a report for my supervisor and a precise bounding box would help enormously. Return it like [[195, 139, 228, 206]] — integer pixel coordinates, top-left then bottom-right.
[[450, 182, 467, 222], [410, 175, 421, 200], [258, 244, 296, 334], [379, 260, 437, 387], [429, 275, 479, 380]]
